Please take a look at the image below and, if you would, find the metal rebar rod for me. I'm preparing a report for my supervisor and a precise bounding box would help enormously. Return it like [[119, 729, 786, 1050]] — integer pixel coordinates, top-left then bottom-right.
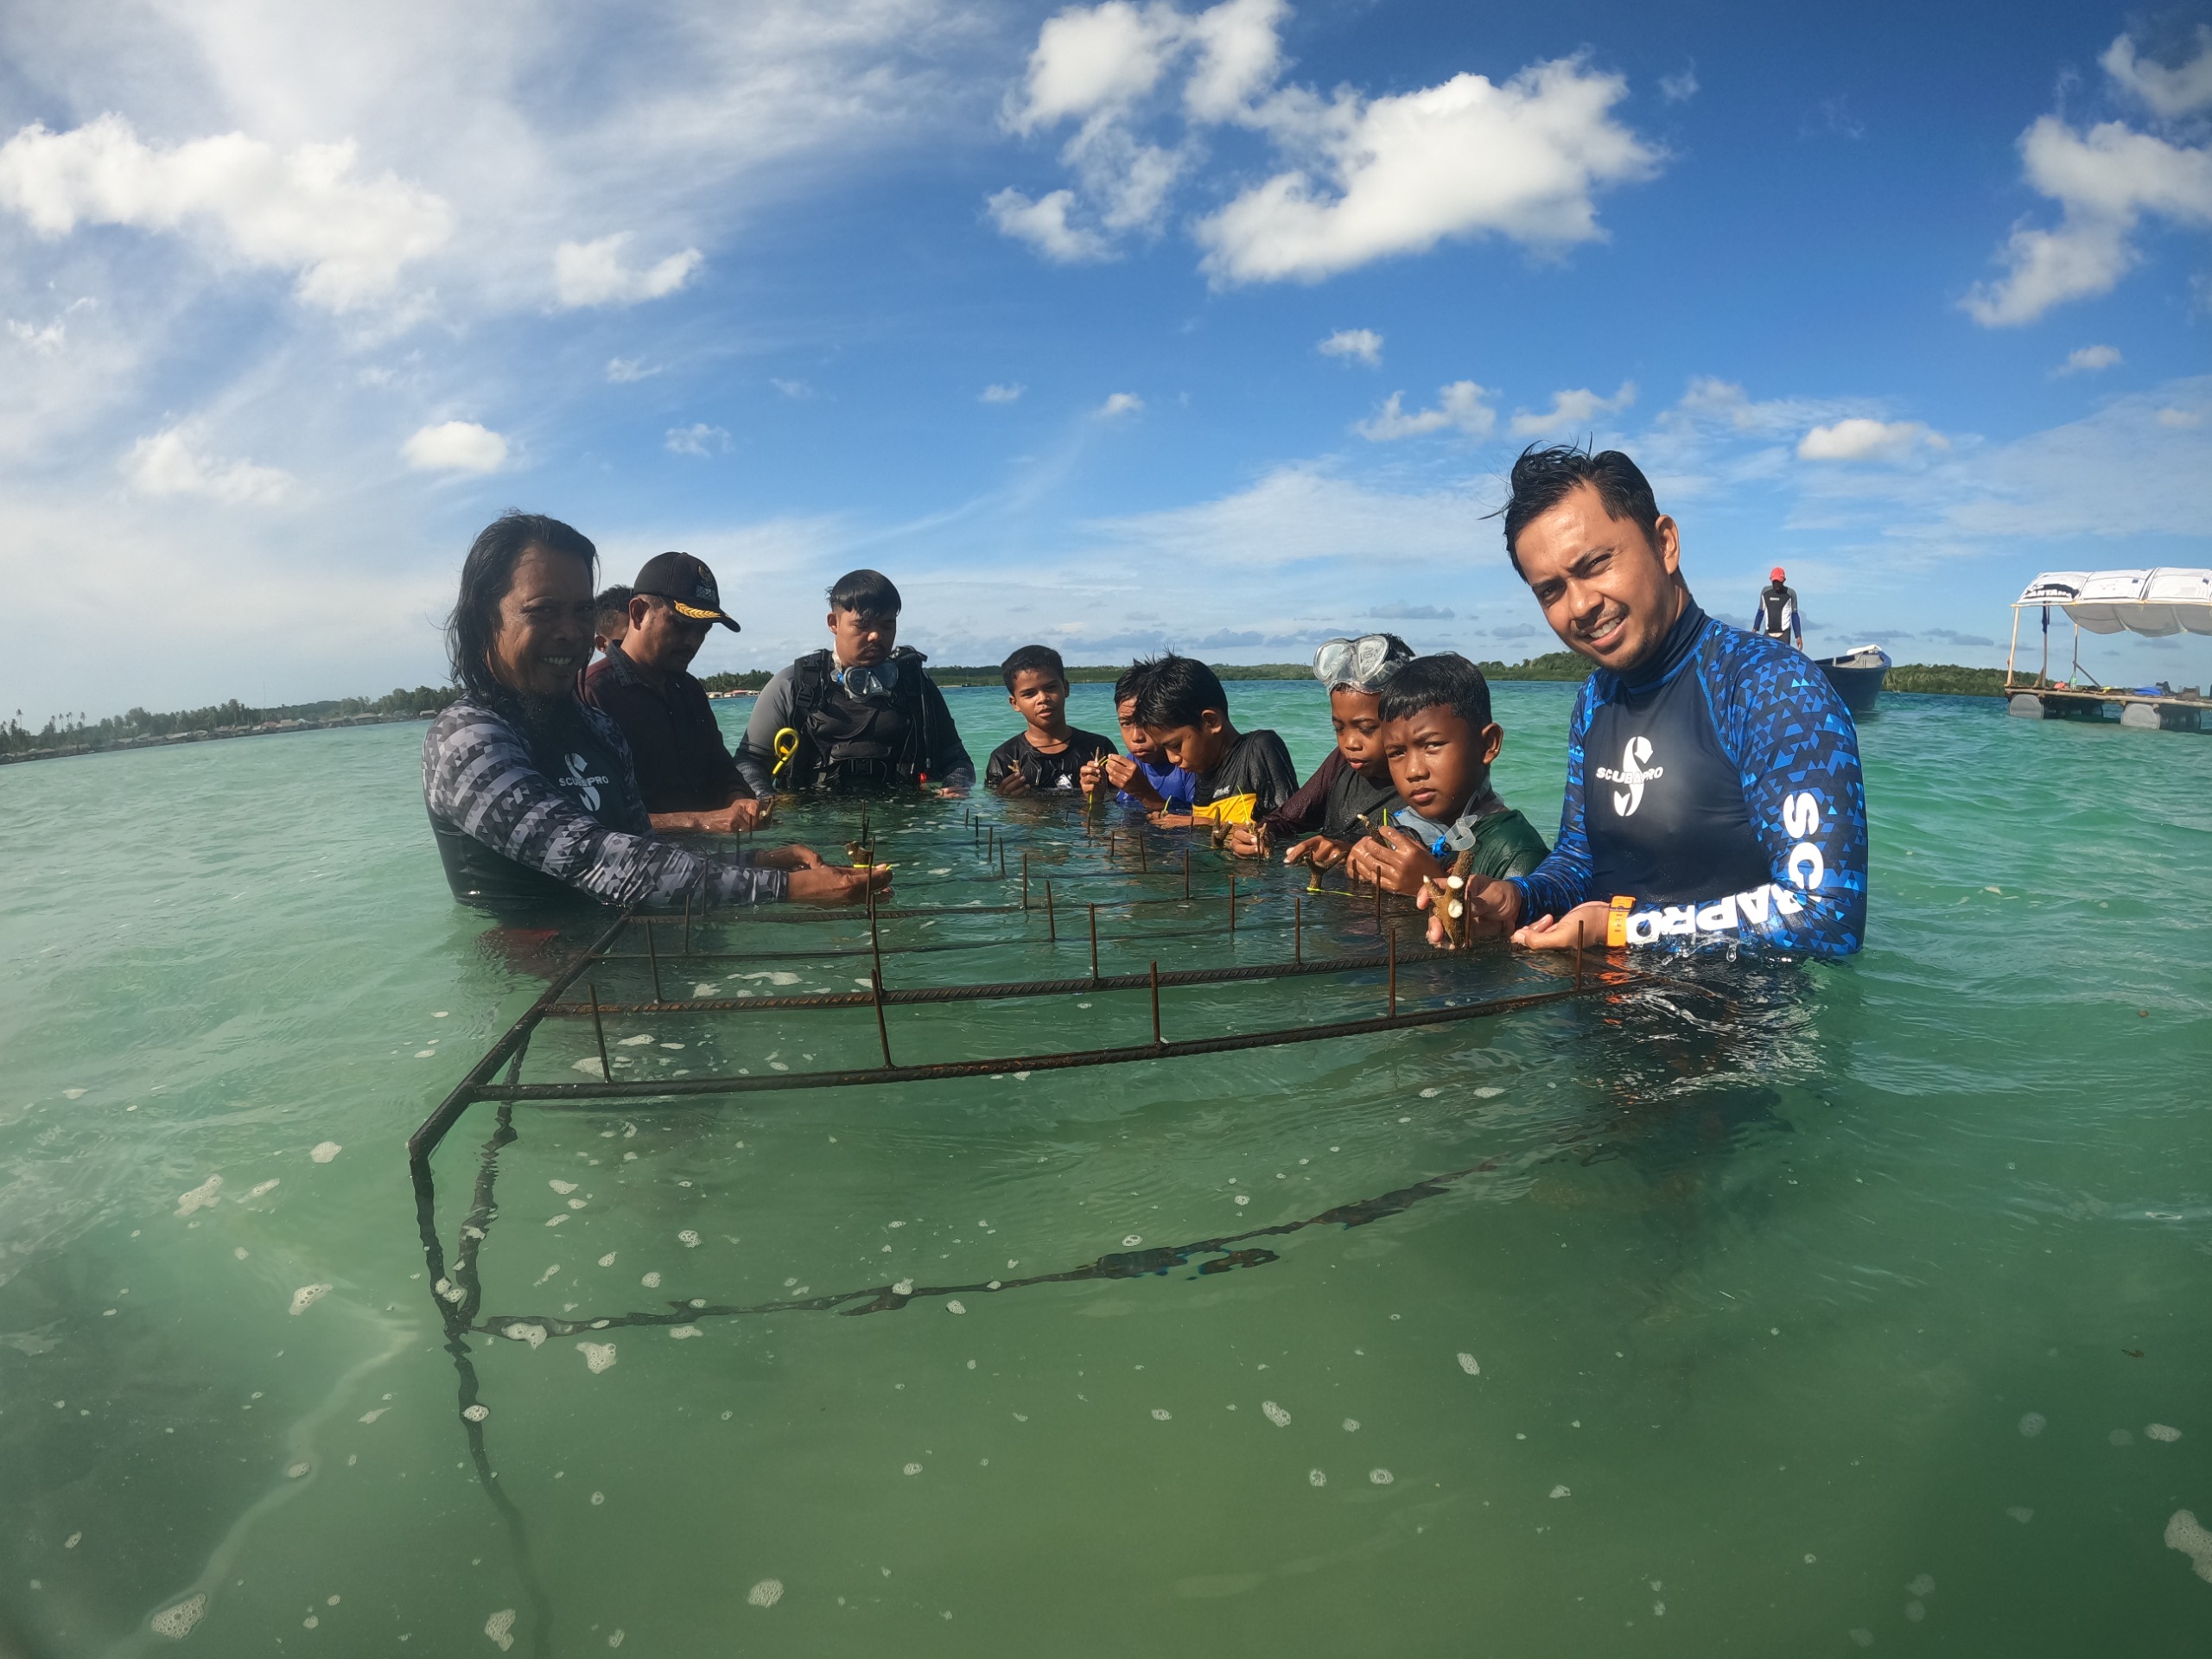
[[1107, 830, 1116, 863], [1387, 926, 1397, 1019], [550, 950, 1405, 1016], [871, 967, 893, 1067], [473, 976, 1631, 1104], [588, 984, 612, 1083], [1150, 960, 1163, 1046], [407, 905, 634, 1163], [1183, 847, 1191, 899], [1229, 874, 1236, 937], [1089, 902, 1100, 983], [999, 838, 1007, 879], [1575, 931, 1584, 990], [1021, 850, 1029, 910], [1294, 893, 1303, 963], [683, 890, 692, 956], [1046, 880, 1056, 942], [645, 920, 664, 1005], [1139, 834, 1147, 874], [1373, 875, 1382, 932]]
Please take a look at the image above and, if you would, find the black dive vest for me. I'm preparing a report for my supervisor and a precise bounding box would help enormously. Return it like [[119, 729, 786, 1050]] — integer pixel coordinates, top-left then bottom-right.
[[789, 647, 932, 789], [1760, 584, 1792, 635]]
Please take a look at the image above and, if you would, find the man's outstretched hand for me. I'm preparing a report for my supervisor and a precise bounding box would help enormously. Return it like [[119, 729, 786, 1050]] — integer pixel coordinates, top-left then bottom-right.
[[785, 862, 893, 906], [1281, 835, 1348, 871], [1510, 900, 1611, 951]]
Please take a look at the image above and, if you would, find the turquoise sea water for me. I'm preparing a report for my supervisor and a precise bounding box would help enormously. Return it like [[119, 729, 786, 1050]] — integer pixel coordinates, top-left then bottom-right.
[[2, 680, 2209, 1657]]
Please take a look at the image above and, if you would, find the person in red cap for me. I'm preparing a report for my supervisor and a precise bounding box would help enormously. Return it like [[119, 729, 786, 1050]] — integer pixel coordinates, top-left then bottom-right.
[[582, 551, 764, 832], [1754, 566, 1802, 650]]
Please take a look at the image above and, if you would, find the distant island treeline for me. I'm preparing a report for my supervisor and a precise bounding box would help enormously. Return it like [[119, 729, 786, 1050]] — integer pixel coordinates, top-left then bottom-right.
[[3, 658, 2013, 766]]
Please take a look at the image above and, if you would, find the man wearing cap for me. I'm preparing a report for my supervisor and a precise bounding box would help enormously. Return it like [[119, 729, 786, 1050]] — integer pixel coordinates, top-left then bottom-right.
[[582, 552, 763, 834], [1754, 567, 1803, 651]]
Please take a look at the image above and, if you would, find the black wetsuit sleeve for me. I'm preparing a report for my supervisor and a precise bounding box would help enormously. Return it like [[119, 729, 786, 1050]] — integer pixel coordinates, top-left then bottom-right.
[[1232, 730, 1300, 819], [734, 668, 798, 794], [423, 702, 787, 910], [918, 675, 975, 791], [983, 734, 1027, 791]]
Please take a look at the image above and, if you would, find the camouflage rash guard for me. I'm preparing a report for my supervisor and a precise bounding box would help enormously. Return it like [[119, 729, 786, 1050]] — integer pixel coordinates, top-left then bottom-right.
[[422, 693, 787, 912]]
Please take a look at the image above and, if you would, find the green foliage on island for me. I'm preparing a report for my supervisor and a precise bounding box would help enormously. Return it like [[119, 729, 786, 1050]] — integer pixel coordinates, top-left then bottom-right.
[[918, 654, 1593, 689], [697, 669, 775, 693], [1884, 664, 2011, 697], [1, 685, 459, 763]]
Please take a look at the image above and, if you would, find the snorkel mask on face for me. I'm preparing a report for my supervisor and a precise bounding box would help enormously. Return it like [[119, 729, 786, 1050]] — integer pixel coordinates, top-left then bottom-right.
[[1313, 632, 1416, 693]]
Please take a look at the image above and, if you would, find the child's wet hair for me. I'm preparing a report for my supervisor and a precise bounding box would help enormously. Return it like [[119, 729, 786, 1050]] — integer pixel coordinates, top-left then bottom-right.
[[1131, 652, 1226, 728], [1377, 653, 1493, 733], [1001, 644, 1067, 693], [1113, 660, 1154, 709], [826, 568, 902, 615]]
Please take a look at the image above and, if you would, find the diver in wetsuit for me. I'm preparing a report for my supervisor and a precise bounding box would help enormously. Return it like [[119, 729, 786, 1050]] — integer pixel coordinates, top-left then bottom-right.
[[1755, 568, 1802, 650], [734, 569, 974, 795], [1437, 447, 1866, 959]]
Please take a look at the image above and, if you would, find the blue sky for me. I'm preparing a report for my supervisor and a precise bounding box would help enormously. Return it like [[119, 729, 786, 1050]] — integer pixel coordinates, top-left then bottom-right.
[[3, 0, 2209, 721]]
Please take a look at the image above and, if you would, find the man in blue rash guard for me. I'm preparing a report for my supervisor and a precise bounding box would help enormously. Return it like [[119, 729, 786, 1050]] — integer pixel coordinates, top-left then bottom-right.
[[1437, 446, 1866, 959]]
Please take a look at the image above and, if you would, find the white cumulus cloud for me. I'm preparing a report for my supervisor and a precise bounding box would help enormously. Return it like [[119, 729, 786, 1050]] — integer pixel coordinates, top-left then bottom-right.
[[1096, 391, 1145, 417], [1796, 417, 1945, 462], [607, 358, 662, 383], [1510, 381, 1637, 437], [993, 2, 1661, 283], [553, 233, 702, 308], [2101, 26, 2212, 120], [1357, 381, 1495, 442], [0, 114, 452, 312], [403, 420, 508, 473], [2057, 344, 2122, 374], [987, 187, 1113, 262], [665, 423, 730, 455], [121, 424, 295, 505], [981, 382, 1026, 402], [1963, 33, 2212, 326], [1318, 327, 1382, 365], [1659, 67, 1700, 105]]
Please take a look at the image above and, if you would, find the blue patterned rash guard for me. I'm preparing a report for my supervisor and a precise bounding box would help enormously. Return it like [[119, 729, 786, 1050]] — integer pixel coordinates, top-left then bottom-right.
[[1510, 601, 1867, 958], [423, 693, 788, 912]]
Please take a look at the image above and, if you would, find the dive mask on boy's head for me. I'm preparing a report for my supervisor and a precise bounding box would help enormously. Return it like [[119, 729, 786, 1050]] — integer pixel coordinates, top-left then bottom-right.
[[1313, 632, 1415, 693]]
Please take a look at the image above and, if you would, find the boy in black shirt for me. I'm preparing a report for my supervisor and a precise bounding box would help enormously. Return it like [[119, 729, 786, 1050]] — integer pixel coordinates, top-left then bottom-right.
[[1131, 652, 1298, 825], [984, 645, 1117, 795]]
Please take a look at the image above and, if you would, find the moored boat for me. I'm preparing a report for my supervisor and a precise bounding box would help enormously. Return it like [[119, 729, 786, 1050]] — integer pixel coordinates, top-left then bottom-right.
[[1815, 645, 1890, 715]]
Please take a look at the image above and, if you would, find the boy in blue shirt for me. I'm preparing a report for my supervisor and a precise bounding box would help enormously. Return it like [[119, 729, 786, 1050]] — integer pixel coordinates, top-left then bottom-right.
[[1079, 661, 1196, 812]]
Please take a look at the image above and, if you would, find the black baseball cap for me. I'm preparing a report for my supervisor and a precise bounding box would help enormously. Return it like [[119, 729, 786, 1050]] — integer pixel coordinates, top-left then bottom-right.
[[632, 551, 739, 632]]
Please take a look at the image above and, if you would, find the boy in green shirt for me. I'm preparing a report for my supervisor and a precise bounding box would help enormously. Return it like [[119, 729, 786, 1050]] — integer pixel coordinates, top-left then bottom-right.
[[1348, 653, 1549, 893]]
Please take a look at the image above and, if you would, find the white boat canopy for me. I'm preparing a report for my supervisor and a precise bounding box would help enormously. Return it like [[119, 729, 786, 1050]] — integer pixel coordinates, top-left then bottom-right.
[[2015, 569, 2212, 637]]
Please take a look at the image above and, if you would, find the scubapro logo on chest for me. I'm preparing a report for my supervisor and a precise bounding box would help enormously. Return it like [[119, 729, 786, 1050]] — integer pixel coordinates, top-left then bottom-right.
[[559, 752, 609, 812], [1593, 735, 1665, 817]]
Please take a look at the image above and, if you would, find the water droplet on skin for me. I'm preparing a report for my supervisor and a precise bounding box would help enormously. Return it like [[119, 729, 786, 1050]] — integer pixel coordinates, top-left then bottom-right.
[[747, 1580, 783, 1608], [1457, 1352, 1479, 1376], [289, 1283, 331, 1316], [1262, 1402, 1291, 1427], [2018, 1412, 2046, 1437], [309, 1141, 342, 1164]]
